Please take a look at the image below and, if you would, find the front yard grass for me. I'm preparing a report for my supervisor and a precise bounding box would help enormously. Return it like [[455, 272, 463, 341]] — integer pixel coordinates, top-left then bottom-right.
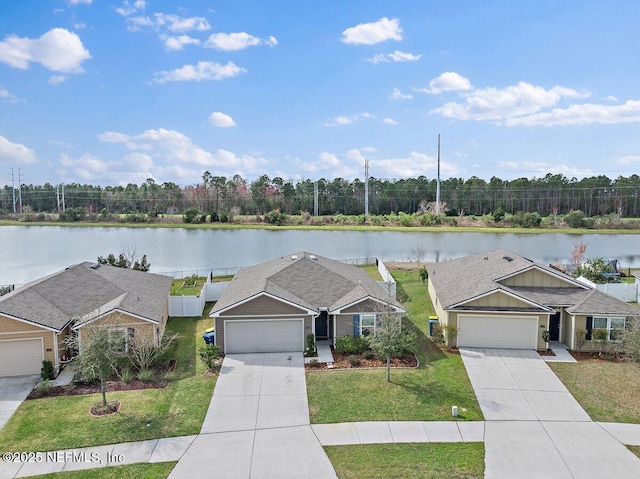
[[549, 359, 640, 423], [0, 317, 216, 453], [306, 269, 482, 423], [30, 462, 175, 479], [325, 443, 484, 479]]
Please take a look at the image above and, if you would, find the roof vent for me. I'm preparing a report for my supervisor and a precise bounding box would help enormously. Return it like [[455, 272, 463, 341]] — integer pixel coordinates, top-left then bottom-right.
[[291, 255, 298, 260], [310, 255, 317, 260], [90, 263, 100, 269], [503, 256, 513, 262]]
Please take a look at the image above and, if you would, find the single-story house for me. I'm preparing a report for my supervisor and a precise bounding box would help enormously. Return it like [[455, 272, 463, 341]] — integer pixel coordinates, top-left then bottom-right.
[[0, 263, 172, 377], [427, 249, 639, 351], [210, 252, 405, 354]]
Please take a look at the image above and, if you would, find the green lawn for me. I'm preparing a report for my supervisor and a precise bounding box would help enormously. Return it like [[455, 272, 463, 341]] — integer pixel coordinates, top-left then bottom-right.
[[0, 317, 216, 452], [170, 277, 207, 296], [306, 270, 482, 423], [325, 443, 484, 479], [629, 446, 640, 460], [359, 264, 383, 280], [549, 359, 640, 423], [30, 462, 175, 479]]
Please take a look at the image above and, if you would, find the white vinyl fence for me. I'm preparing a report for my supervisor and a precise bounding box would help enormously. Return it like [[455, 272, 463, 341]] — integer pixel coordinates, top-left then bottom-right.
[[376, 259, 397, 299], [576, 276, 639, 303], [168, 276, 231, 317]]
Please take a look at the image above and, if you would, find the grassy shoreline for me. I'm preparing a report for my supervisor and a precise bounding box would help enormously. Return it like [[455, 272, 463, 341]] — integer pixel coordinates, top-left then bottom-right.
[[0, 220, 637, 234]]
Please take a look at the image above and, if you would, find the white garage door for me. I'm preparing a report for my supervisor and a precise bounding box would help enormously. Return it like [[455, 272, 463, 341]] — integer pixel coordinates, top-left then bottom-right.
[[457, 315, 538, 349], [225, 319, 304, 354], [0, 339, 44, 377]]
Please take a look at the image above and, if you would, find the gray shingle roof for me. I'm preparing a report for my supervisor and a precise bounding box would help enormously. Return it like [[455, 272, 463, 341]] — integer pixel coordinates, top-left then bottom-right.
[[427, 249, 637, 316], [212, 252, 403, 315], [0, 263, 172, 331]]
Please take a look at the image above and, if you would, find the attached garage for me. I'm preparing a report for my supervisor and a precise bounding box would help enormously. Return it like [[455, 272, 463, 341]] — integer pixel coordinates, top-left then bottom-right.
[[0, 339, 44, 376], [457, 315, 538, 349], [224, 319, 304, 354]]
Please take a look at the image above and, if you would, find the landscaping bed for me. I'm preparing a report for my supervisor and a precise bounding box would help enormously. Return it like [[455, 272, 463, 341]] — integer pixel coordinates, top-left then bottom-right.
[[306, 350, 417, 370], [28, 380, 168, 400]]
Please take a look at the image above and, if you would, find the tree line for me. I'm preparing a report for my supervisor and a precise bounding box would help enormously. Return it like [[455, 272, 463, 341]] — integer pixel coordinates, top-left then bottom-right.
[[2, 172, 640, 218]]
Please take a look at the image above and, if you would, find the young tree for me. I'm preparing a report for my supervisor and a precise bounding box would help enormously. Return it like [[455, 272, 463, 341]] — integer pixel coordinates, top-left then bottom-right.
[[368, 313, 416, 382], [65, 324, 127, 409], [571, 242, 587, 271], [97, 248, 151, 272], [619, 317, 640, 363]]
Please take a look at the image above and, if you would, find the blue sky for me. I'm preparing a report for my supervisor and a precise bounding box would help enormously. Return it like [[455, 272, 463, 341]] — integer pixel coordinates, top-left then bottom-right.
[[1, 0, 640, 187]]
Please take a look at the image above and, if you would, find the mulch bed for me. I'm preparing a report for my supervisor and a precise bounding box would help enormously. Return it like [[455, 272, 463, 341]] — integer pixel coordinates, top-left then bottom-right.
[[538, 349, 556, 356], [568, 350, 629, 362], [90, 400, 121, 416], [27, 380, 168, 400], [306, 350, 418, 371]]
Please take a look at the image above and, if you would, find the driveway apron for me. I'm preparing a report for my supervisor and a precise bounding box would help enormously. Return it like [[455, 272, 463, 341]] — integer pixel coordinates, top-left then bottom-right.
[[0, 376, 39, 431], [461, 348, 640, 478], [168, 352, 336, 479]]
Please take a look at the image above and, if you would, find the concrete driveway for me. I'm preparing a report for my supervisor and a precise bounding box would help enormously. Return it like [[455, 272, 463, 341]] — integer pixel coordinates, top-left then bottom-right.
[[0, 375, 39, 431], [168, 352, 336, 479], [461, 348, 640, 479]]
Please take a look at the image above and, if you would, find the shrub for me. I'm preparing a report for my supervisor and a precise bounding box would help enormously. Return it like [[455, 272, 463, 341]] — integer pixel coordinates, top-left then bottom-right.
[[431, 323, 445, 345], [59, 207, 87, 222], [137, 368, 156, 383], [564, 210, 588, 228], [34, 380, 54, 397], [264, 208, 288, 225], [362, 350, 376, 360], [119, 367, 134, 383], [335, 336, 370, 355], [444, 324, 460, 349], [182, 208, 201, 224], [492, 208, 505, 223], [210, 211, 219, 222], [41, 360, 55, 380], [511, 211, 542, 228], [348, 355, 361, 367], [305, 333, 316, 356], [574, 327, 587, 352], [198, 344, 221, 372], [307, 359, 322, 369]]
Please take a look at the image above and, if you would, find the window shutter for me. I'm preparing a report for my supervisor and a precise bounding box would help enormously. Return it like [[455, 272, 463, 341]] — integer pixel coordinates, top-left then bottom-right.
[[585, 316, 593, 340], [353, 315, 360, 337]]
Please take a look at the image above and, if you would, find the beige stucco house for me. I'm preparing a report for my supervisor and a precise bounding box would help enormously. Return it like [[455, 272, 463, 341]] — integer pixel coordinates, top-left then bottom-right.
[[210, 252, 405, 354], [0, 263, 172, 377], [427, 249, 639, 351]]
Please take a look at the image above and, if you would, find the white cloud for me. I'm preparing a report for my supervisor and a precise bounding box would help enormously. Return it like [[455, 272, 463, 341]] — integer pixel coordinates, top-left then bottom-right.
[[295, 152, 359, 178], [341, 17, 403, 45], [0, 28, 91, 73], [604, 95, 618, 102], [497, 160, 593, 177], [324, 112, 375, 127], [59, 152, 153, 185], [390, 88, 412, 100], [67, 0, 92, 5], [154, 13, 210, 33], [116, 0, 144, 17], [99, 128, 267, 172], [414, 72, 473, 94], [504, 99, 640, 126], [366, 50, 420, 64], [0, 135, 37, 165], [0, 86, 20, 103], [48, 75, 66, 85], [384, 118, 397, 125], [205, 32, 278, 51], [362, 146, 377, 153], [618, 155, 640, 165], [152, 61, 246, 83], [432, 81, 590, 121], [209, 112, 237, 127], [126, 13, 210, 33], [372, 151, 460, 178], [161, 35, 200, 51]]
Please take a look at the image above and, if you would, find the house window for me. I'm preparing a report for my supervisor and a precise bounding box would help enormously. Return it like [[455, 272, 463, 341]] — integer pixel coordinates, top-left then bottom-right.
[[592, 317, 625, 341], [360, 314, 376, 337]]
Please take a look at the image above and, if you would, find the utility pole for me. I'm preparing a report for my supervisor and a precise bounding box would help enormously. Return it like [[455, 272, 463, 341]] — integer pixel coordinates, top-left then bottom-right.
[[436, 134, 441, 215], [313, 181, 318, 216], [18, 169, 23, 213], [364, 158, 369, 217], [10, 168, 16, 213], [61, 184, 66, 211]]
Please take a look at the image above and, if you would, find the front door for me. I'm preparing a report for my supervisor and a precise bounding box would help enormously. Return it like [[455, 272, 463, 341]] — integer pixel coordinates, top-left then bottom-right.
[[549, 312, 561, 341], [315, 311, 328, 338]]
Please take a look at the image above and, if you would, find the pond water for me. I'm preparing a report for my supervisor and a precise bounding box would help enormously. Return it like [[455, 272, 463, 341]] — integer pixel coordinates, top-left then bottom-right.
[[0, 225, 638, 285]]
